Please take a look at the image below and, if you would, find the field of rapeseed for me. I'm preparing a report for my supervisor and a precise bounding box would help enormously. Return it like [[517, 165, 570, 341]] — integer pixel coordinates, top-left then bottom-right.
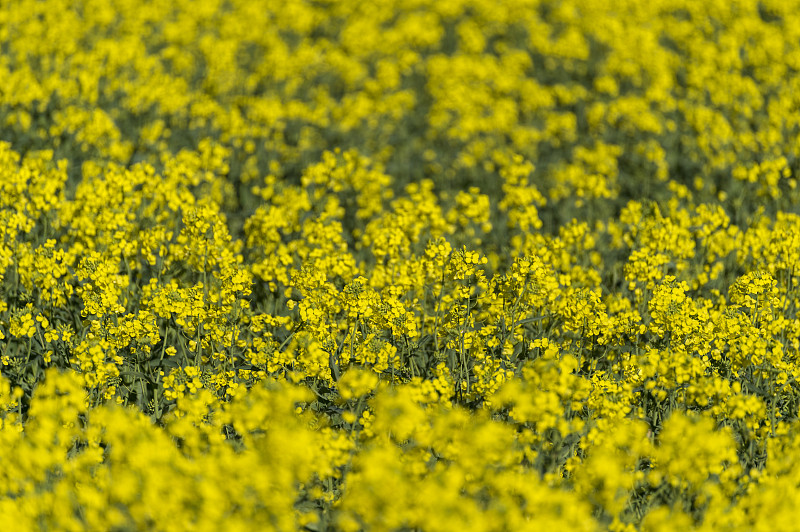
[[3, 0, 800, 529]]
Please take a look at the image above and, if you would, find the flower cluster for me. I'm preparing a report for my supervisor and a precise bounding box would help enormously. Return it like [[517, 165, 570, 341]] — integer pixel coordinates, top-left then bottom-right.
[[3, 0, 800, 529]]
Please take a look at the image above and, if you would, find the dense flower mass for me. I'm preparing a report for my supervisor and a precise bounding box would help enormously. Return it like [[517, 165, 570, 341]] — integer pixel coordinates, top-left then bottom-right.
[[3, 0, 800, 529]]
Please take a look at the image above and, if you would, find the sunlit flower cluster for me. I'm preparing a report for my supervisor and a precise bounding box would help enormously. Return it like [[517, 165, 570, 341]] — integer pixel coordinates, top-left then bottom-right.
[[4, 0, 800, 529]]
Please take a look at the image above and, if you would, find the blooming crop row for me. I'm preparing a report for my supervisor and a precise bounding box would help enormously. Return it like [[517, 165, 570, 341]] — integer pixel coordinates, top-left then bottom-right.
[[3, 0, 800, 530]]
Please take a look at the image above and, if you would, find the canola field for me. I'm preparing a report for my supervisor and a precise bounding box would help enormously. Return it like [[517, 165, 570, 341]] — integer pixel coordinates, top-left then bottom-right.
[[3, 0, 800, 529]]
